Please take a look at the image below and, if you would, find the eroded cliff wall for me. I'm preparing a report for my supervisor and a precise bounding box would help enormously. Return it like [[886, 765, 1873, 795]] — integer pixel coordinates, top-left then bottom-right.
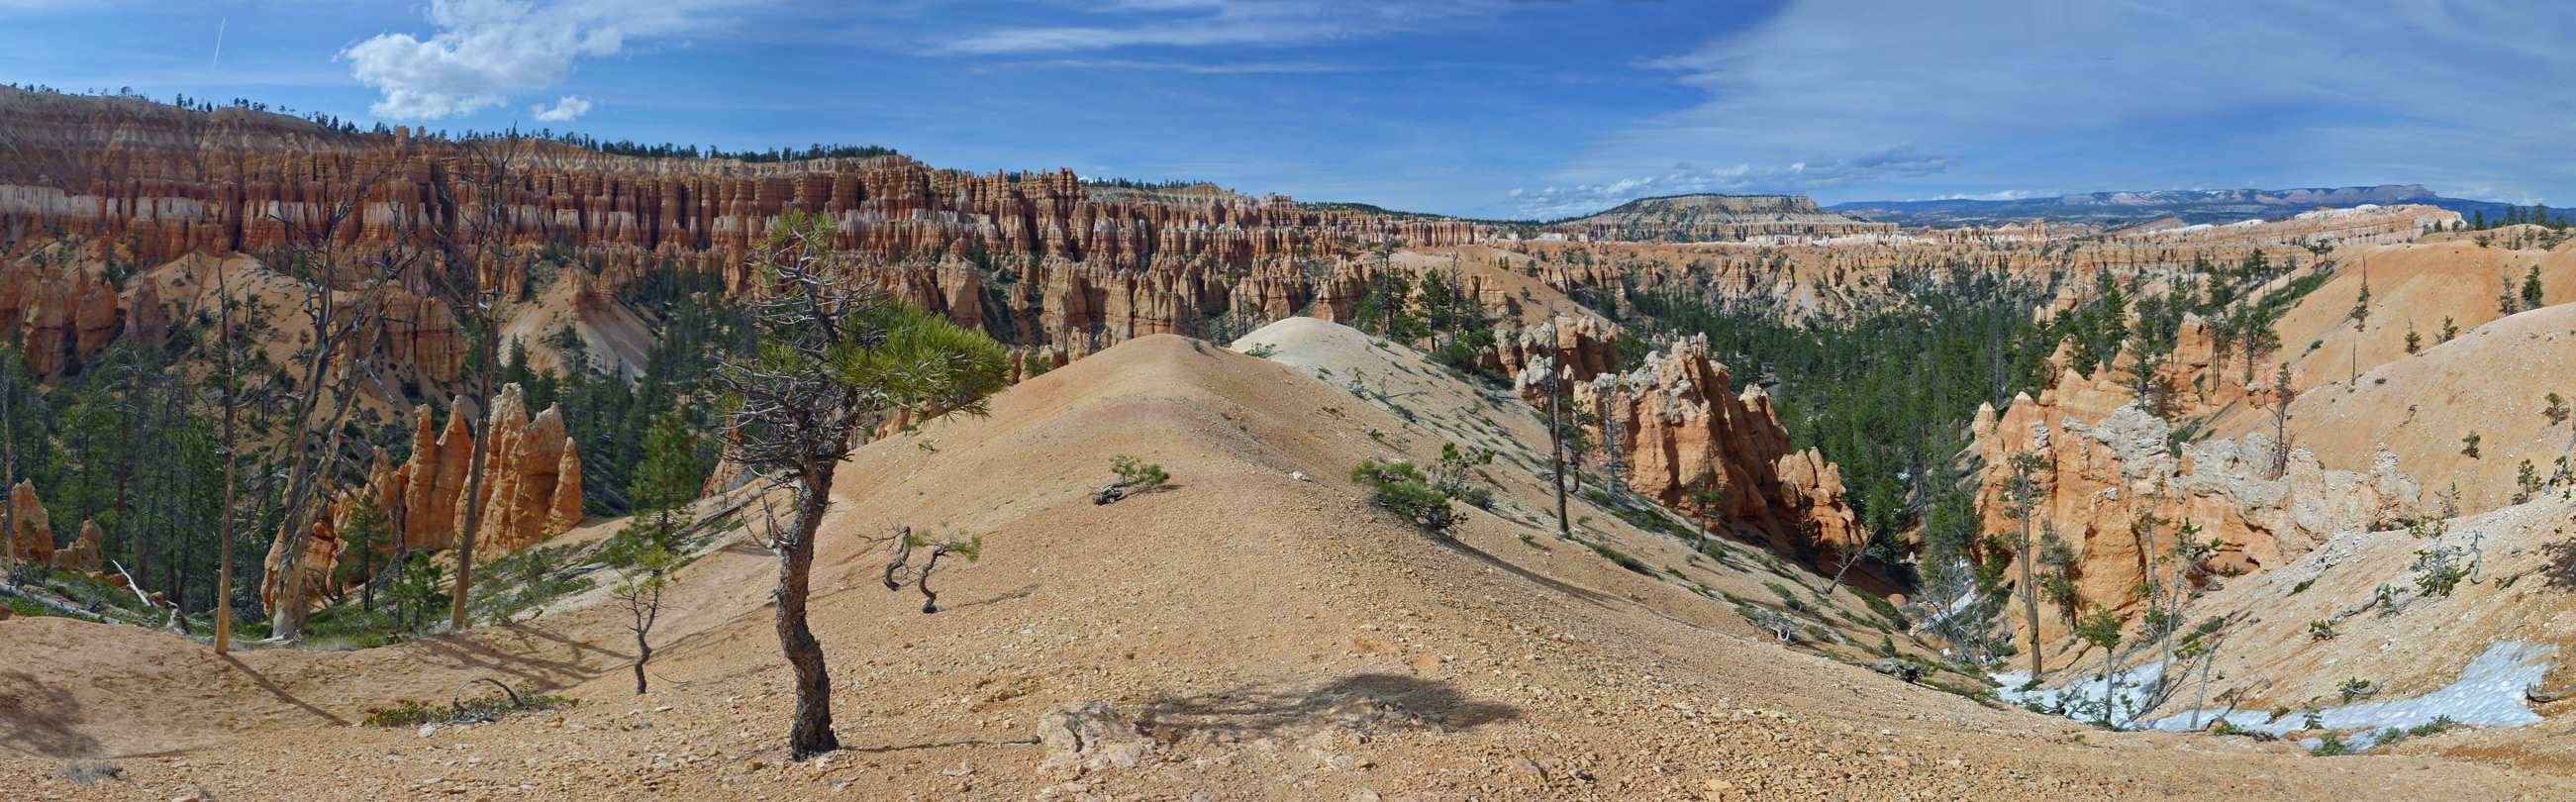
[[0, 86, 1488, 360]]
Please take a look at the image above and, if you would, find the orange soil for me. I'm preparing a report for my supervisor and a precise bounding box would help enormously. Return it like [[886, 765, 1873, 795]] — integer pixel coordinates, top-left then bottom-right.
[[4, 325, 2571, 800]]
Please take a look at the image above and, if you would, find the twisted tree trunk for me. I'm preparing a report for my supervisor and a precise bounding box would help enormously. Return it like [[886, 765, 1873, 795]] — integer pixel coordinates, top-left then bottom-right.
[[778, 459, 841, 759]]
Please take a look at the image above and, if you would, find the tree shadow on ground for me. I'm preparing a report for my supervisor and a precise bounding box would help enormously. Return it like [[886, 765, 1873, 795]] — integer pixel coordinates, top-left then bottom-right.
[[2540, 538, 2576, 591], [0, 670, 98, 758], [215, 655, 350, 727], [1437, 537, 1625, 612], [490, 622, 630, 659], [1136, 673, 1517, 743], [404, 628, 605, 694], [941, 583, 1039, 611], [847, 737, 1038, 753]]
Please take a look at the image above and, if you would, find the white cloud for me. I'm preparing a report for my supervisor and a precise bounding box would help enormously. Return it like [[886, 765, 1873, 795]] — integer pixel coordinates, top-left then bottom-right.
[[1508, 145, 1957, 218], [531, 94, 591, 122], [973, 57, 1357, 74], [1927, 190, 2036, 202], [344, 0, 725, 120], [931, 1, 1476, 55], [1541, 0, 2576, 208]]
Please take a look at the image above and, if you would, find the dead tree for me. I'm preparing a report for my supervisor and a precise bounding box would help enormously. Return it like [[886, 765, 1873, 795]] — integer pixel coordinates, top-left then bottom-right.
[[712, 211, 1010, 760], [881, 526, 983, 614], [208, 265, 272, 652], [259, 169, 423, 641], [1826, 541, 1870, 597], [429, 133, 542, 633], [2268, 363, 2296, 479], [1544, 360, 1570, 538], [0, 294, 20, 583], [2003, 451, 2047, 675], [1594, 385, 1628, 490]]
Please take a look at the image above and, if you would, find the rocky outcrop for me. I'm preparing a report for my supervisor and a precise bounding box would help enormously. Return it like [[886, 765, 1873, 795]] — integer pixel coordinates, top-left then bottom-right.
[[260, 384, 585, 605], [1481, 315, 1620, 380], [1971, 387, 2421, 645], [1007, 346, 1070, 384], [126, 273, 171, 348], [261, 508, 341, 609], [2112, 204, 2459, 250], [356, 384, 585, 555], [1506, 318, 1862, 559], [1773, 449, 1858, 550], [0, 245, 470, 385], [6, 480, 50, 564], [370, 285, 466, 384], [1036, 701, 1151, 780], [0, 253, 124, 376], [469, 384, 586, 554], [50, 520, 101, 573]]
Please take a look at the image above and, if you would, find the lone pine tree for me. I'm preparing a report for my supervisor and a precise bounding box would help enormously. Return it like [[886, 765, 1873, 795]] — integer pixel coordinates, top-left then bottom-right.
[[612, 546, 673, 695], [715, 210, 1011, 760]]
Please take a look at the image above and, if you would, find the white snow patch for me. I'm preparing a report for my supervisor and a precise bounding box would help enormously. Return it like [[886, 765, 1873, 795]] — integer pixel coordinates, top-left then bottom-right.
[[2217, 642, 2552, 736], [1995, 642, 2554, 738], [1991, 659, 2171, 728]]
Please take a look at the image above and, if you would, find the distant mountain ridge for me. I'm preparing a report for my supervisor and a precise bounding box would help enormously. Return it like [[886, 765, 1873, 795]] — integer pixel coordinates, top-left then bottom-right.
[[1544, 193, 1894, 243], [1827, 184, 2517, 228], [1570, 193, 1826, 220]]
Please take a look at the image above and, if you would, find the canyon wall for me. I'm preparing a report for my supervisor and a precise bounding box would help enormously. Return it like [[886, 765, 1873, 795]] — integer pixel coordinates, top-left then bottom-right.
[[1494, 204, 2456, 330], [0, 86, 1482, 359], [1967, 363, 2422, 646], [3, 88, 2459, 384], [2109, 204, 2458, 250]]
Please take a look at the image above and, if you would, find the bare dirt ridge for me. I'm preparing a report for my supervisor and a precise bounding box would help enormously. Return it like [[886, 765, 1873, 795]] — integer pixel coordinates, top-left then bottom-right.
[[5, 323, 2572, 800]]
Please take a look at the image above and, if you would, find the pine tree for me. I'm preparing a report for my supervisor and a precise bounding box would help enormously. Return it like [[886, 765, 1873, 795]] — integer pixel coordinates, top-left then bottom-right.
[[716, 210, 1012, 760], [2074, 604, 2127, 724], [613, 546, 673, 695], [624, 412, 711, 553], [333, 496, 394, 612]]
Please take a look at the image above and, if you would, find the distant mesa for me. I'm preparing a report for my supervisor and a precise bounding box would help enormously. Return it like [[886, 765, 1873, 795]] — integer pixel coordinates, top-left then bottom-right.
[[1544, 193, 1897, 244]]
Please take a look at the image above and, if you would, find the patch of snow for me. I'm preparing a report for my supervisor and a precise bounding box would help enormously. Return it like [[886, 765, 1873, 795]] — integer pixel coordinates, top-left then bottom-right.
[[1991, 659, 2172, 729], [1996, 642, 2554, 739], [2244, 642, 2551, 735], [2143, 642, 2550, 736]]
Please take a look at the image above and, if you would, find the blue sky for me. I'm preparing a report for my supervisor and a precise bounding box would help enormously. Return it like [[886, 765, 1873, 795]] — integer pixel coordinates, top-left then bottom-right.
[[4, 0, 2571, 219]]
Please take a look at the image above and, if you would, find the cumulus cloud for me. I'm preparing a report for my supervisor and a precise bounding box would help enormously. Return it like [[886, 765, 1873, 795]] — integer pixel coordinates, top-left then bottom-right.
[[1508, 145, 1957, 218], [531, 94, 591, 122], [344, 0, 722, 120]]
